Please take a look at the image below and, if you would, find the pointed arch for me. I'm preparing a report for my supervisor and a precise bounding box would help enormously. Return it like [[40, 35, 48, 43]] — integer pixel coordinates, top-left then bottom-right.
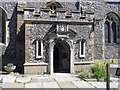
[[44, 1, 63, 10], [104, 21, 110, 43], [112, 21, 117, 43], [104, 12, 119, 43], [0, 7, 7, 44]]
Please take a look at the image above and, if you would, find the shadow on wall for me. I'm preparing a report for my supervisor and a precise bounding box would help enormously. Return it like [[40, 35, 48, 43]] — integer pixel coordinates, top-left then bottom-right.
[[15, 23, 25, 74], [2, 4, 25, 74]]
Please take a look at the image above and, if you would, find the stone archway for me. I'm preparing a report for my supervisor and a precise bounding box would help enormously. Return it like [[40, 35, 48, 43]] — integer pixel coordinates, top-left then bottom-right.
[[53, 40, 70, 73], [49, 38, 74, 75]]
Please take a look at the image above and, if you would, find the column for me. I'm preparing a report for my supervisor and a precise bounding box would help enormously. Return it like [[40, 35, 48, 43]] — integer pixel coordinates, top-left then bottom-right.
[[49, 39, 54, 75], [50, 49, 54, 75], [70, 49, 74, 74]]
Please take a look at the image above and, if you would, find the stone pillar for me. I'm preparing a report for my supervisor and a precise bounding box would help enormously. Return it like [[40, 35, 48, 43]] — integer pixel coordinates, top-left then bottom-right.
[[50, 49, 54, 75], [102, 20, 105, 60], [70, 49, 74, 74], [49, 39, 54, 75], [91, 30, 94, 61], [17, 1, 26, 34], [16, 1, 27, 73], [25, 24, 30, 63]]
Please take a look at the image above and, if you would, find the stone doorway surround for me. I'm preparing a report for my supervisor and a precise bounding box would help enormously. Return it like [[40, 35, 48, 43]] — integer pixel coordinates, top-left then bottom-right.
[[49, 38, 75, 75]]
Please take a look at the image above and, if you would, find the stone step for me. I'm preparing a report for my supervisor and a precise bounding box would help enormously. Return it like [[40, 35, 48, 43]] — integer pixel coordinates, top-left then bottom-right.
[[55, 77, 80, 82]]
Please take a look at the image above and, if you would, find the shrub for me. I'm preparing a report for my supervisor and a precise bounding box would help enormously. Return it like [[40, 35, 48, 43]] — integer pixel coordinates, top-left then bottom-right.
[[7, 63, 14, 67], [111, 59, 116, 64], [78, 70, 92, 79], [91, 62, 106, 81]]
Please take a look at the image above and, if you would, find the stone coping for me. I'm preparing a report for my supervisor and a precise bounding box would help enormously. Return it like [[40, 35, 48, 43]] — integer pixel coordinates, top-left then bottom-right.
[[24, 62, 48, 66], [24, 19, 94, 24], [24, 8, 35, 11], [74, 61, 94, 65], [110, 64, 120, 68]]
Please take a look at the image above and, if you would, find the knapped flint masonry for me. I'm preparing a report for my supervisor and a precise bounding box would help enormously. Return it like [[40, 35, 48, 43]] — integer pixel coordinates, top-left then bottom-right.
[[0, 0, 120, 74]]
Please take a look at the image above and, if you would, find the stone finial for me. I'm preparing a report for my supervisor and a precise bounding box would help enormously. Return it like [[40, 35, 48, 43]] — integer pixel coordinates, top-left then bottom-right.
[[17, 1, 27, 8], [17, 1, 27, 12]]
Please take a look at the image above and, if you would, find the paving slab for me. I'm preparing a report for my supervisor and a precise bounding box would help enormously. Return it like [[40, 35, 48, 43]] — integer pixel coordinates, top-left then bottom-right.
[[16, 77, 31, 83], [25, 82, 43, 89], [73, 81, 95, 89], [100, 82, 119, 90], [0, 83, 2, 88], [2, 75, 16, 86], [43, 82, 60, 88], [57, 82, 77, 88], [31, 77, 55, 83], [88, 82, 106, 90], [50, 74, 75, 78], [3, 83, 24, 88], [55, 77, 80, 82], [0, 76, 2, 83]]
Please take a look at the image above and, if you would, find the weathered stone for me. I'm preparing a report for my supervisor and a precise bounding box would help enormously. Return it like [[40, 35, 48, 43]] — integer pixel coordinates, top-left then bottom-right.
[[0, 76, 2, 83], [55, 77, 80, 82], [43, 82, 60, 88], [88, 82, 106, 89], [3, 83, 24, 88], [0, 1, 120, 74], [2, 75, 16, 85], [25, 82, 43, 88], [16, 77, 31, 83], [57, 82, 77, 88], [73, 81, 95, 88]]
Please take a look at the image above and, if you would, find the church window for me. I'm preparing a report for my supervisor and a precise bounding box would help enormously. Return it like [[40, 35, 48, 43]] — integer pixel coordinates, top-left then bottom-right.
[[79, 39, 86, 58], [104, 13, 119, 43], [36, 40, 43, 59]]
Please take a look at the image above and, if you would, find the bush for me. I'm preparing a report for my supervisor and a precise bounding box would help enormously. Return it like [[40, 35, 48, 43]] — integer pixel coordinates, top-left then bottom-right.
[[91, 62, 106, 81], [7, 63, 14, 67], [111, 59, 116, 64], [78, 70, 92, 79]]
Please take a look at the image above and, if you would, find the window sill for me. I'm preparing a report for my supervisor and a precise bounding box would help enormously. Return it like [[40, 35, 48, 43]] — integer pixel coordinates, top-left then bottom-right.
[[24, 62, 48, 66], [105, 43, 120, 46]]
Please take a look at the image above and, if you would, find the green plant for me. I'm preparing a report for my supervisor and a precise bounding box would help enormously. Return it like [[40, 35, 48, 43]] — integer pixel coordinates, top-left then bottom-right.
[[111, 59, 116, 64], [78, 70, 92, 79], [91, 62, 106, 81], [7, 63, 14, 67]]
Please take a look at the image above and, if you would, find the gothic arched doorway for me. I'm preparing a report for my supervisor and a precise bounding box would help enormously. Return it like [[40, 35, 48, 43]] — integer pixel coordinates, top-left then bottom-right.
[[53, 40, 70, 73]]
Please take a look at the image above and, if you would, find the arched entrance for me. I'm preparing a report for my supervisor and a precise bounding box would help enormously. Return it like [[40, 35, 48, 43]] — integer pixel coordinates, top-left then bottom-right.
[[53, 40, 70, 73]]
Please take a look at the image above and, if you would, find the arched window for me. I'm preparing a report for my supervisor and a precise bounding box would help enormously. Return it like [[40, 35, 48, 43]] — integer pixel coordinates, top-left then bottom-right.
[[112, 21, 117, 43], [44, 1, 63, 14], [104, 21, 110, 43], [0, 7, 7, 44], [104, 13, 119, 43]]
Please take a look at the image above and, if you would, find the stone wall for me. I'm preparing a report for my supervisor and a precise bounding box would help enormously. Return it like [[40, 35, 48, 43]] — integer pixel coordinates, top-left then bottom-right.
[[28, 24, 93, 63], [104, 2, 120, 60], [0, 1, 120, 73], [0, 2, 17, 70], [28, 24, 52, 63]]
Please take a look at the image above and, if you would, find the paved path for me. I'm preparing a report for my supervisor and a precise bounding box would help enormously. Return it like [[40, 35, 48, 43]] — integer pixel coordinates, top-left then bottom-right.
[[0, 74, 119, 90]]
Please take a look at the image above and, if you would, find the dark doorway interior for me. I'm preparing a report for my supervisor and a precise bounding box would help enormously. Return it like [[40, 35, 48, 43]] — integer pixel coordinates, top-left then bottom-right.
[[53, 40, 70, 73]]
